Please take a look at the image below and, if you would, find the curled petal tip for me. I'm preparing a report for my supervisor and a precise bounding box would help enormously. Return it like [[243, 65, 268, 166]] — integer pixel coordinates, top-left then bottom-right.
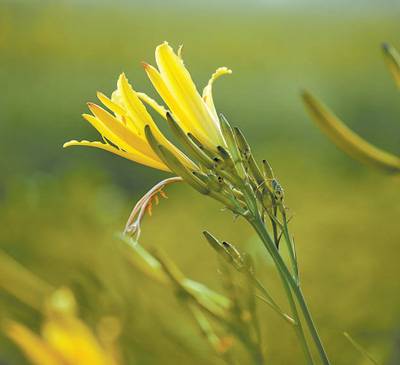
[[63, 140, 77, 148]]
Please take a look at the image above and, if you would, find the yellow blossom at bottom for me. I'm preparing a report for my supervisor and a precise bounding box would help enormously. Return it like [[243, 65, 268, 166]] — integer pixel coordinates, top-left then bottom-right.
[[5, 288, 121, 365]]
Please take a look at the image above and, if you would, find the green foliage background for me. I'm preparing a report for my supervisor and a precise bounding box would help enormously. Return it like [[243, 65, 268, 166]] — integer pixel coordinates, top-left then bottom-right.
[[1, 1, 400, 364]]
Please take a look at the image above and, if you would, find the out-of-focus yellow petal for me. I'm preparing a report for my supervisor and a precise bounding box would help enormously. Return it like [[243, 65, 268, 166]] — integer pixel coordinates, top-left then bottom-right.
[[6, 289, 122, 365], [5, 321, 63, 365], [382, 43, 400, 88], [42, 318, 108, 365], [41, 288, 111, 365], [202, 67, 232, 120], [97, 317, 122, 365], [302, 90, 400, 173], [63, 140, 170, 171]]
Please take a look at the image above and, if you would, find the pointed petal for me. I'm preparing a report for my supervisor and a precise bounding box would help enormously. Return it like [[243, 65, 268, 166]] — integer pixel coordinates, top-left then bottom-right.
[[86, 103, 157, 158], [117, 73, 156, 128], [96, 92, 126, 117], [143, 62, 207, 140], [5, 321, 63, 365], [382, 43, 400, 88], [136, 92, 168, 119], [63, 139, 170, 171], [302, 90, 400, 173], [154, 42, 223, 146], [92, 78, 196, 171]]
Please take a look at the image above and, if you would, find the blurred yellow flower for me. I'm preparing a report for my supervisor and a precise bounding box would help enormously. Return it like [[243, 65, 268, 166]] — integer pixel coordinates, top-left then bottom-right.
[[5, 288, 121, 365], [302, 90, 400, 173], [64, 42, 231, 172], [383, 43, 400, 88], [302, 43, 400, 174]]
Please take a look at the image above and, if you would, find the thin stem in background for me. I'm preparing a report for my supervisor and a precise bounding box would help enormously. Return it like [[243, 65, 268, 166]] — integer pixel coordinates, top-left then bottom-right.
[[250, 216, 331, 365]]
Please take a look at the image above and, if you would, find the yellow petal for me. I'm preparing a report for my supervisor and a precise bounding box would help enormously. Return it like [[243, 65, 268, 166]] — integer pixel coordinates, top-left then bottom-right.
[[143, 62, 207, 140], [382, 43, 400, 88], [117, 73, 156, 129], [86, 103, 157, 158], [154, 42, 223, 147], [155, 42, 208, 123], [63, 140, 170, 171], [117, 73, 190, 151], [177, 44, 184, 59], [137, 92, 168, 119], [5, 321, 63, 365], [96, 92, 126, 117], [302, 90, 400, 173], [115, 74, 195, 165], [42, 318, 108, 365], [202, 67, 232, 120]]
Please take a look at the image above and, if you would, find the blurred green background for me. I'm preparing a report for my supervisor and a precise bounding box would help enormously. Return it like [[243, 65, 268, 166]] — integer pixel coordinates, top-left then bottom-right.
[[1, 0, 400, 364]]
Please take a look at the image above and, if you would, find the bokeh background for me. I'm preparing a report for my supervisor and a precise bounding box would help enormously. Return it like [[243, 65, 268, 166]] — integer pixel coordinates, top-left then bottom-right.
[[1, 0, 400, 364]]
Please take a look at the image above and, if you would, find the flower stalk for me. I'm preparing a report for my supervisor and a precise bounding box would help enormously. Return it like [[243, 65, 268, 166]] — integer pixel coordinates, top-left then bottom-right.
[[64, 42, 332, 364]]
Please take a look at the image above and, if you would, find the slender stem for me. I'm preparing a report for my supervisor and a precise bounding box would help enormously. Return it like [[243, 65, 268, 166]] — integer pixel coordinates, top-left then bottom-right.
[[277, 263, 315, 365], [250, 217, 331, 365], [253, 277, 296, 325], [292, 286, 331, 365], [235, 175, 330, 364], [281, 210, 299, 281], [256, 294, 295, 325], [246, 216, 313, 364]]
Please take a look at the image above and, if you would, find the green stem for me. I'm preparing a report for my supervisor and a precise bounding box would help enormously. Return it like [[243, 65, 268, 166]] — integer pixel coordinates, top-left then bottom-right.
[[292, 286, 331, 365], [249, 217, 313, 365], [277, 264, 315, 365], [250, 217, 331, 365], [281, 210, 299, 281], [236, 177, 330, 364], [253, 277, 296, 325]]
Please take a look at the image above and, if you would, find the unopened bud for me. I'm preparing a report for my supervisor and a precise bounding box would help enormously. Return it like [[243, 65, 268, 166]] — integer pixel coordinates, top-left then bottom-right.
[[222, 241, 245, 271]]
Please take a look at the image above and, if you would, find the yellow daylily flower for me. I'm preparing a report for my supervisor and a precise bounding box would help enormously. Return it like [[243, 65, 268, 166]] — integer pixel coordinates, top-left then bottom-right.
[[5, 288, 121, 365], [64, 42, 231, 172]]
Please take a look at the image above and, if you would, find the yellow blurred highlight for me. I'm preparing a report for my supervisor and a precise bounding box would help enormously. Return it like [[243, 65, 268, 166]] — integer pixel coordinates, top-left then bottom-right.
[[5, 288, 121, 365]]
